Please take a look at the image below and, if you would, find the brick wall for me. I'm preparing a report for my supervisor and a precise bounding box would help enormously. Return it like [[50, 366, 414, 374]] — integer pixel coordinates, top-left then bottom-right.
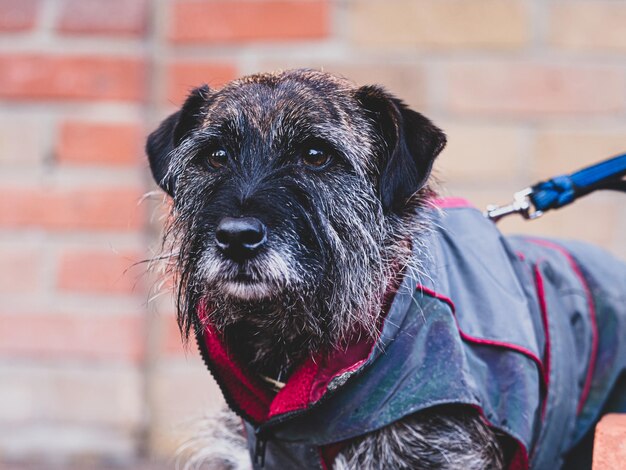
[[0, 0, 625, 467]]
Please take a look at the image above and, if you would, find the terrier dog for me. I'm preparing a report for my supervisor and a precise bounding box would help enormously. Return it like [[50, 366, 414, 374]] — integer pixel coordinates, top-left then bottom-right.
[[146, 69, 626, 469]]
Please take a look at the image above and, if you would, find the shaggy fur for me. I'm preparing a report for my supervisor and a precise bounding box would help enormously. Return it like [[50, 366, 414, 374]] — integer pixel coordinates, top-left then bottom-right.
[[147, 69, 505, 469], [175, 409, 250, 470], [335, 406, 505, 470]]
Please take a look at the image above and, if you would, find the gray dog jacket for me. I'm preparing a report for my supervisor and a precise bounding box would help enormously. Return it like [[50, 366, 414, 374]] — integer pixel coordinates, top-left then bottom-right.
[[195, 198, 626, 469]]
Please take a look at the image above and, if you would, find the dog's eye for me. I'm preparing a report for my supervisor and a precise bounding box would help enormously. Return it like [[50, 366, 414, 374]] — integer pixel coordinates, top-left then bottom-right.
[[302, 148, 332, 169], [207, 148, 229, 169]]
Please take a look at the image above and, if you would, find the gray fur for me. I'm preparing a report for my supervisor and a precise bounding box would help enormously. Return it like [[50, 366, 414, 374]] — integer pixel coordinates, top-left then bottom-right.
[[335, 408, 504, 470], [175, 409, 250, 470]]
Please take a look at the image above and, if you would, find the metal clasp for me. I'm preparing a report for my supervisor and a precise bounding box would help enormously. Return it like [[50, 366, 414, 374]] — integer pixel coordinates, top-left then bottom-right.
[[484, 187, 543, 223]]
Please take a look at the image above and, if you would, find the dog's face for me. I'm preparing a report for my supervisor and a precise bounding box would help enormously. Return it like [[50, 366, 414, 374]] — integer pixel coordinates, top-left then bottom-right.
[[147, 70, 445, 365]]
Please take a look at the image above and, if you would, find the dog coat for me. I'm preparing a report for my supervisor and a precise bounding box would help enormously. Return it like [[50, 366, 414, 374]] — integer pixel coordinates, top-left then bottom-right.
[[195, 199, 626, 470]]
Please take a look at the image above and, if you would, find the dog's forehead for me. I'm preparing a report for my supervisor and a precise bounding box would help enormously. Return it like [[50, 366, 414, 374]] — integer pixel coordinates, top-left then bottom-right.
[[202, 71, 360, 134]]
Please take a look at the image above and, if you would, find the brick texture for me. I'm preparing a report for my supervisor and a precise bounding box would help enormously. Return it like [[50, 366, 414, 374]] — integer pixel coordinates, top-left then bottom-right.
[[170, 0, 329, 43], [0, 246, 41, 294], [56, 249, 143, 294], [158, 314, 188, 357], [165, 61, 237, 105], [0, 55, 145, 102], [149, 362, 225, 456], [535, 129, 626, 179], [0, 117, 46, 166], [0, 0, 39, 32], [56, 121, 143, 166], [325, 64, 428, 111], [0, 313, 145, 362], [350, 0, 529, 49], [593, 414, 626, 469], [504, 196, 619, 247], [436, 124, 526, 184], [0, 364, 143, 426], [57, 0, 147, 36], [0, 424, 138, 461], [444, 62, 625, 116], [0, 186, 144, 231], [550, 2, 626, 52]]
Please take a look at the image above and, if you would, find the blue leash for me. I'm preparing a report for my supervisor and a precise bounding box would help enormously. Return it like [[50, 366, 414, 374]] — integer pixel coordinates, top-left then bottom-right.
[[485, 153, 626, 222]]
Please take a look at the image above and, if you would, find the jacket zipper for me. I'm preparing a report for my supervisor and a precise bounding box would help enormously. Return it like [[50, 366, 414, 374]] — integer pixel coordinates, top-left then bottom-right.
[[254, 426, 269, 467], [251, 410, 306, 468]]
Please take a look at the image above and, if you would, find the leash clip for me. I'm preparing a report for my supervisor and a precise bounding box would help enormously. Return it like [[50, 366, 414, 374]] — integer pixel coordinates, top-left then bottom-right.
[[485, 187, 543, 223]]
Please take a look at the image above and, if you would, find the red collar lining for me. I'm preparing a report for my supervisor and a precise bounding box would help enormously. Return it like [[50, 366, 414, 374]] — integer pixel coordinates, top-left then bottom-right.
[[198, 309, 382, 422]]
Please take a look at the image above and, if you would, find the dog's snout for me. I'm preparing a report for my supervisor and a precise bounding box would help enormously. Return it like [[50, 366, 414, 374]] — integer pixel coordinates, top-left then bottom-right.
[[216, 217, 267, 260]]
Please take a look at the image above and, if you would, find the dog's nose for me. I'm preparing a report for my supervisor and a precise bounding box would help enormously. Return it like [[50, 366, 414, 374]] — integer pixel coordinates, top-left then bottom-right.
[[216, 217, 267, 260]]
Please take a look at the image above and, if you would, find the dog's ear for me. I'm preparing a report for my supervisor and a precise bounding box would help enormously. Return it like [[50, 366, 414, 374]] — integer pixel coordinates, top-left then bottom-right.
[[146, 85, 211, 197], [355, 85, 446, 214]]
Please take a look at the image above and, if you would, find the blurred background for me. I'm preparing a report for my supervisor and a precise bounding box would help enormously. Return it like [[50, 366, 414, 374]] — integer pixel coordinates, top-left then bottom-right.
[[0, 0, 625, 468]]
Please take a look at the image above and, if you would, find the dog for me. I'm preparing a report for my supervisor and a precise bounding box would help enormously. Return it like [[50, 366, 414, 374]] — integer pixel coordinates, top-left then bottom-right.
[[146, 69, 626, 469]]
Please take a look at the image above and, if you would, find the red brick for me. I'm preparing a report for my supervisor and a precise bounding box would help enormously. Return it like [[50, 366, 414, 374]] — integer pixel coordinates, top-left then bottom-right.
[[159, 314, 188, 357], [0, 246, 41, 294], [0, 186, 144, 231], [0, 313, 145, 362], [444, 62, 625, 116], [170, 0, 329, 44], [57, 248, 144, 294], [593, 414, 626, 469], [56, 121, 143, 166], [57, 0, 147, 36], [0, 55, 145, 102], [0, 0, 39, 32], [165, 61, 237, 105]]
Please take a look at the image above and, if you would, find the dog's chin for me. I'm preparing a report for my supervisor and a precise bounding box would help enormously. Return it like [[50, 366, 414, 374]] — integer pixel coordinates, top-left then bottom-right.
[[220, 279, 274, 300], [200, 247, 297, 302]]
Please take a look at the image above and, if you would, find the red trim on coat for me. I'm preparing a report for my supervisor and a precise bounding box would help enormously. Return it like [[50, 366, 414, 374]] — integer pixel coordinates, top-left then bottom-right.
[[269, 359, 321, 418], [469, 404, 530, 470], [508, 447, 530, 470], [320, 441, 350, 470], [418, 284, 551, 468], [533, 265, 551, 420], [431, 197, 476, 209], [415, 285, 546, 381], [416, 287, 534, 470], [525, 238, 598, 415], [268, 340, 372, 418], [319, 447, 329, 470]]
